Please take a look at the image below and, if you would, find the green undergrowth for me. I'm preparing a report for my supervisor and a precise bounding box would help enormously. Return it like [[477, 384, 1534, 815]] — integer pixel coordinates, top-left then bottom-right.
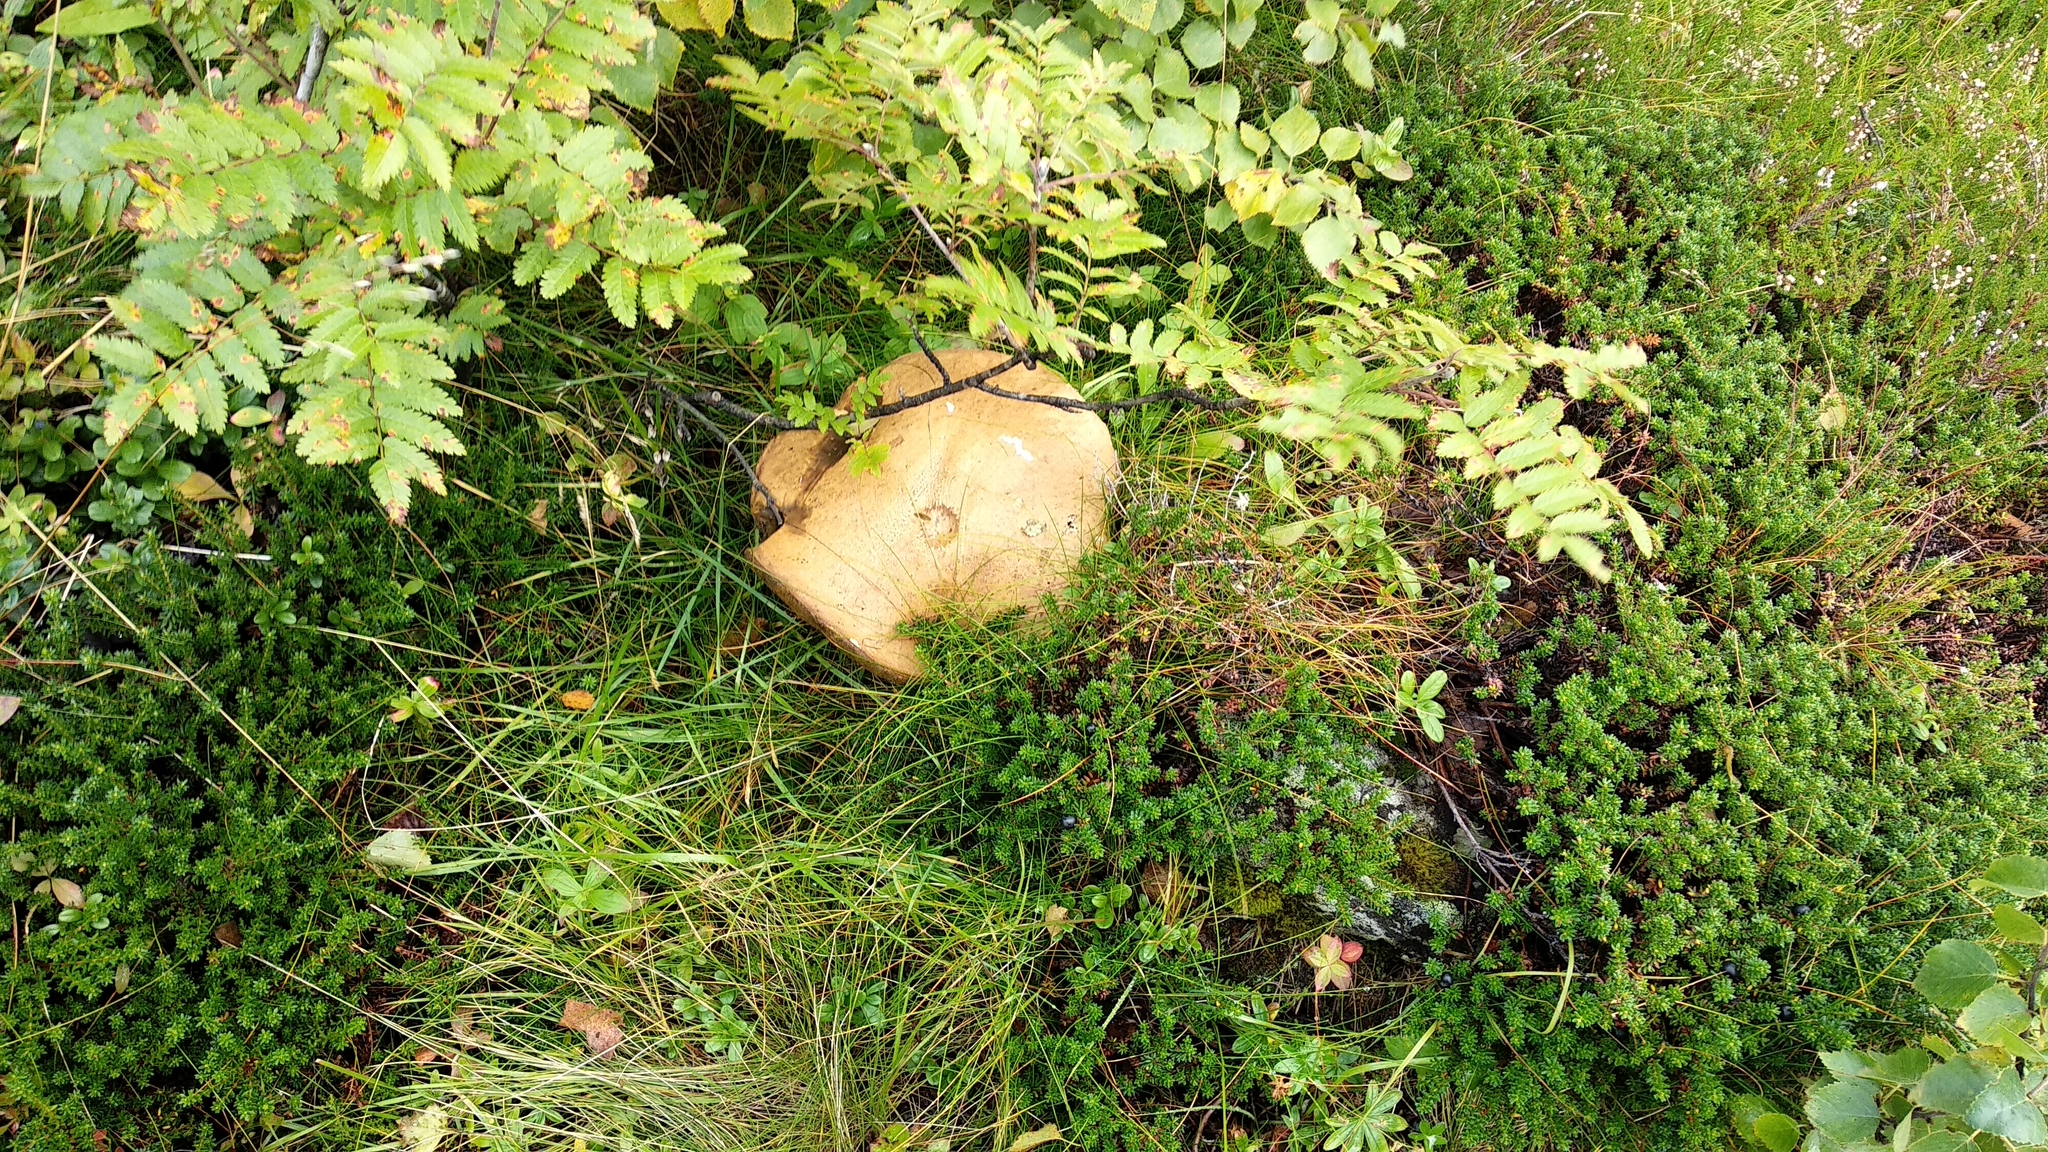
[[5, 0, 2046, 1146], [1307, 0, 2048, 1146]]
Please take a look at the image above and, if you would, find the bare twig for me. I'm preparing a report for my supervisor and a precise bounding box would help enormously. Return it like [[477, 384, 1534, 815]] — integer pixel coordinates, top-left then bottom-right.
[[211, 13, 294, 91], [669, 349, 1246, 449], [666, 392, 784, 527], [160, 19, 207, 91], [858, 142, 1031, 355]]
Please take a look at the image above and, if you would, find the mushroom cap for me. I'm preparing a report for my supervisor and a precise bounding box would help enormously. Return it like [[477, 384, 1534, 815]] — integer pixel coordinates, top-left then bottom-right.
[[748, 350, 1119, 682]]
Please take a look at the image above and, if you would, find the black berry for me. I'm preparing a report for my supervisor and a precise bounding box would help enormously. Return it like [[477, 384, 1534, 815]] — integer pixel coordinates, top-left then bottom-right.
[[1438, 972, 1455, 989], [1793, 904, 1811, 917], [1061, 815, 1077, 828], [1778, 1005, 1795, 1022], [1722, 962, 1739, 978]]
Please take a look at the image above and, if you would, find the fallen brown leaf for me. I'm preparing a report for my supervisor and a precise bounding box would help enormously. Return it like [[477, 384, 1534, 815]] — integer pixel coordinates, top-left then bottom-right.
[[452, 1005, 493, 1047], [213, 921, 243, 947], [0, 694, 20, 726], [558, 999, 623, 1058], [36, 877, 84, 908]]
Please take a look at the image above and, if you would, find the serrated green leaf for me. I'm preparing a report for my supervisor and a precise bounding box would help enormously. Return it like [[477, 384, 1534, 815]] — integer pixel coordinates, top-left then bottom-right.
[[362, 131, 410, 192], [1557, 535, 1611, 580], [601, 258, 639, 327], [1181, 19, 1225, 67], [398, 117, 453, 190], [1913, 940, 2002, 1010], [365, 829, 432, 873], [1959, 1065, 2047, 1143], [1913, 1056, 1995, 1115], [1299, 214, 1356, 277], [1319, 126, 1361, 162], [539, 241, 600, 299], [1342, 32, 1377, 89], [102, 378, 156, 445], [1805, 1079, 1880, 1144], [743, 0, 796, 39], [1270, 104, 1321, 159], [1958, 985, 2030, 1047], [37, 0, 155, 36], [1983, 857, 2048, 899], [1992, 904, 2045, 945]]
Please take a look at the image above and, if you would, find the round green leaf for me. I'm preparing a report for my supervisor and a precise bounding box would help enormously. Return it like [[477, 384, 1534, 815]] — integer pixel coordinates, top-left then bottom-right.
[[1915, 1056, 1995, 1116], [1749, 1113, 1801, 1152], [1962, 1066, 2048, 1143], [1152, 47, 1193, 98], [1319, 125, 1361, 162], [1181, 18, 1225, 67], [1269, 104, 1322, 159], [1804, 1079, 1880, 1143], [1959, 985, 2031, 1047], [1993, 904, 2047, 945], [1299, 214, 1357, 276], [1983, 856, 2048, 899], [1913, 939, 2002, 1010], [743, 0, 796, 40], [365, 829, 433, 874]]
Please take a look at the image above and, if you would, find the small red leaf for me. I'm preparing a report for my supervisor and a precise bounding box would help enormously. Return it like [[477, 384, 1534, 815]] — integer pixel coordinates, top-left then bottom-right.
[[1340, 940, 1363, 963]]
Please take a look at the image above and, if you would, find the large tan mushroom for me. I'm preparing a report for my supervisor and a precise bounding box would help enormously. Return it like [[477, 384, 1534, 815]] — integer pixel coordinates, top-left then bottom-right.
[[748, 349, 1119, 682]]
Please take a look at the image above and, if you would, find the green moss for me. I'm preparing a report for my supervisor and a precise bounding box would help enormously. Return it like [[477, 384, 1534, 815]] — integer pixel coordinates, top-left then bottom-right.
[[1394, 834, 1464, 896]]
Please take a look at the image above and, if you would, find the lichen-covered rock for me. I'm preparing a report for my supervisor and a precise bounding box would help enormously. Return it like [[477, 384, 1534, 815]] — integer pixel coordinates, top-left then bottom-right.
[[748, 350, 1119, 682], [1304, 755, 1467, 949]]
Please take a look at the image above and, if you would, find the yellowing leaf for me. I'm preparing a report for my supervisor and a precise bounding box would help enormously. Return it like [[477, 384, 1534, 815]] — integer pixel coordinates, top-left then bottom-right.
[[174, 470, 235, 503], [743, 0, 795, 39], [365, 829, 433, 873], [1007, 1125, 1064, 1152], [397, 1106, 448, 1152], [1300, 933, 1363, 991]]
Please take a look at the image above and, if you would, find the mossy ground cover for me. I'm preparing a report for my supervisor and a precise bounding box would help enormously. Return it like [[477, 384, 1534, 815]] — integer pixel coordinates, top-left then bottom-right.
[[3, 0, 2044, 1148]]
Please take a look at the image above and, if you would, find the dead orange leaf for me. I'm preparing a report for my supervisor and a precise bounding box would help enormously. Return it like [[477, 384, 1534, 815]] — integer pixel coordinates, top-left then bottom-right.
[[558, 999, 623, 1058], [560, 690, 596, 711]]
